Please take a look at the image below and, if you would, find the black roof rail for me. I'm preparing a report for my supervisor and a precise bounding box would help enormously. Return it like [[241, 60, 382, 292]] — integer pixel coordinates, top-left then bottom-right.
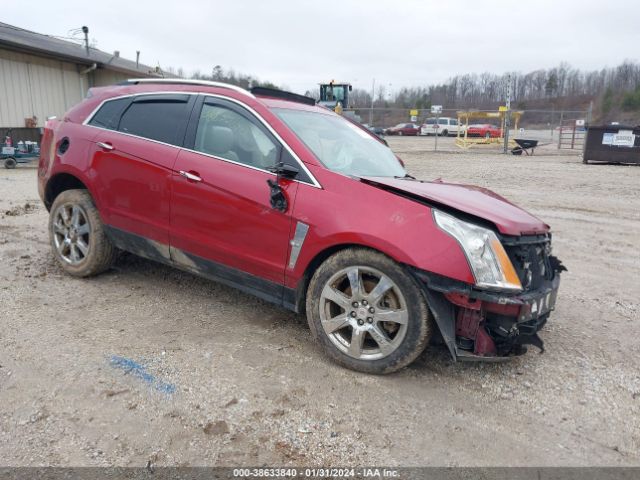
[[250, 87, 316, 106]]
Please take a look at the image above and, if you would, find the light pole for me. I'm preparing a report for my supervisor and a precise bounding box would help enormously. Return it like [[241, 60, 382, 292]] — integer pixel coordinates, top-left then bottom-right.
[[369, 78, 375, 126], [503, 73, 511, 154]]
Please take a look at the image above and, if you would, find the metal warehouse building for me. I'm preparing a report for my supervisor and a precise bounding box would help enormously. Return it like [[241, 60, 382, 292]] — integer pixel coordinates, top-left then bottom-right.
[[0, 22, 166, 141]]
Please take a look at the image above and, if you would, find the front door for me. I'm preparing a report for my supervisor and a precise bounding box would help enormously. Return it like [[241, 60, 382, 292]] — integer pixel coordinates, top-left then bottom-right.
[[169, 97, 297, 302]]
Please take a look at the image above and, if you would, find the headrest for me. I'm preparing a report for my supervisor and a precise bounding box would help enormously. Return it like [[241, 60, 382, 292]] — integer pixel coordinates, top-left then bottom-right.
[[202, 125, 235, 155]]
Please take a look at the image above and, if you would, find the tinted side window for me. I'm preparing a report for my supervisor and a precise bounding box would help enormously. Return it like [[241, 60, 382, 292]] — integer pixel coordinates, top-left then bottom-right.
[[194, 103, 278, 170], [88, 98, 129, 130], [118, 95, 191, 145]]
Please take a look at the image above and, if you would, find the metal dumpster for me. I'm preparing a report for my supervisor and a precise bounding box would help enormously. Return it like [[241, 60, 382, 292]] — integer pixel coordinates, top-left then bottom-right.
[[583, 124, 640, 164]]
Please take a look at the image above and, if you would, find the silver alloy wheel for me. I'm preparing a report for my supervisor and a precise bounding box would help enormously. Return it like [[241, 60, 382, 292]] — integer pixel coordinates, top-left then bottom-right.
[[52, 203, 91, 265], [319, 266, 409, 360]]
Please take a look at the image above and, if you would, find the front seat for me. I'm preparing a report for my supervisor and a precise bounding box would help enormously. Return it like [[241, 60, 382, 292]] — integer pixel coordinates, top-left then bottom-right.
[[201, 125, 240, 163]]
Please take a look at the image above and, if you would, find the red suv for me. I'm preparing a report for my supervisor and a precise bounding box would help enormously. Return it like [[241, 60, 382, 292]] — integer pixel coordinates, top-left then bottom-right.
[[38, 79, 563, 373]]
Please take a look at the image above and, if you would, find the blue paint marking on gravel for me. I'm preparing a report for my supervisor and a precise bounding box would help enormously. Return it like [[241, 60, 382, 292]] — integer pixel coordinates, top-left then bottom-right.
[[109, 355, 176, 394]]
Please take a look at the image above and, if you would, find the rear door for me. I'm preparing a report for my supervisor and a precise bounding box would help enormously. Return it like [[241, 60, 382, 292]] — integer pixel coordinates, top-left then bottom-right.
[[438, 118, 449, 135], [87, 93, 195, 253], [169, 96, 299, 299], [425, 118, 437, 134]]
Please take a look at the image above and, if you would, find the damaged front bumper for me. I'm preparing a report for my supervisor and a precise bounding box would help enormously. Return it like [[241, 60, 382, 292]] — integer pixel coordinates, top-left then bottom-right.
[[413, 269, 562, 362]]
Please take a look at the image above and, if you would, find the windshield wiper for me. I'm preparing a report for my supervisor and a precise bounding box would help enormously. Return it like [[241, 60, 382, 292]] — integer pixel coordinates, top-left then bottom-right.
[[394, 174, 416, 180]]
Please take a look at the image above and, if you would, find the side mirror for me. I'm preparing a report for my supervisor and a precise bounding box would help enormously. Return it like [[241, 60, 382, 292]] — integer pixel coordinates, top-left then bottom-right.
[[269, 161, 299, 179], [266, 162, 299, 213]]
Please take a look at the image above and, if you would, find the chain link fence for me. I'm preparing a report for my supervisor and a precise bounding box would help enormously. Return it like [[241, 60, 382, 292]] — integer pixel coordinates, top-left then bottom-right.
[[344, 107, 590, 154]]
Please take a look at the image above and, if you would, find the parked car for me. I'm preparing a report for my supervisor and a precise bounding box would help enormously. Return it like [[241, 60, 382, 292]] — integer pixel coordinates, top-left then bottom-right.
[[466, 124, 503, 138], [367, 125, 385, 137], [385, 123, 420, 136], [38, 79, 563, 373], [420, 117, 463, 137]]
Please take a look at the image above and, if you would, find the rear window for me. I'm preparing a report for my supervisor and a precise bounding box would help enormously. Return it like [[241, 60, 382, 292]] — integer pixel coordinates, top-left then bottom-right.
[[118, 95, 191, 145], [425, 119, 436, 125], [88, 98, 130, 130]]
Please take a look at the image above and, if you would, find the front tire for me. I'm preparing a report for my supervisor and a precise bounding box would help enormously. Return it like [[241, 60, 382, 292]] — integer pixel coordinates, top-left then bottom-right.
[[4, 157, 16, 169], [48, 189, 117, 277], [306, 248, 433, 374]]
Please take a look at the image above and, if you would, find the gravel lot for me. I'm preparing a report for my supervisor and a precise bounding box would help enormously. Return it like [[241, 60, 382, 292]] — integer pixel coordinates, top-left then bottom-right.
[[1, 136, 639, 467]]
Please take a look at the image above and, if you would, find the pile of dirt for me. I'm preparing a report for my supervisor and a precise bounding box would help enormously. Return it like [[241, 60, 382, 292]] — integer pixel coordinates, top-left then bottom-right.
[[3, 202, 39, 217]]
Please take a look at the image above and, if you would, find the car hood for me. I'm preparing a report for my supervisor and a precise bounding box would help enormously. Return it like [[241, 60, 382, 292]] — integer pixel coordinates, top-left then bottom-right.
[[361, 177, 549, 235]]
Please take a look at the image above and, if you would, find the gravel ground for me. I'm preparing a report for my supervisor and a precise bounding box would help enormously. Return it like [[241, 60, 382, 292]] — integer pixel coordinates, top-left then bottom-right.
[[0, 137, 639, 467]]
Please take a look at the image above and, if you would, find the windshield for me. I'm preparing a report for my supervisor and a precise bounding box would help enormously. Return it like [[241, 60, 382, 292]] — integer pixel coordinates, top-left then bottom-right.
[[320, 85, 345, 102], [274, 108, 406, 178]]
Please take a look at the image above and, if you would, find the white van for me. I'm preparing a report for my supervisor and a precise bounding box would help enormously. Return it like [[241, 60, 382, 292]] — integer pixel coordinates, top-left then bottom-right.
[[420, 117, 463, 137]]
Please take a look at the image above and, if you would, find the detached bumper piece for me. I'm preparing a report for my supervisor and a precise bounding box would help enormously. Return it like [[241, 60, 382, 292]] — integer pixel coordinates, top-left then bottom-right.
[[422, 275, 561, 362], [416, 234, 565, 362], [446, 278, 559, 359]]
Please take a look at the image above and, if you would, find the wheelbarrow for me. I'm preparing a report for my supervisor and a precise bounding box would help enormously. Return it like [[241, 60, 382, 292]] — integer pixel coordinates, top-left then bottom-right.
[[511, 139, 539, 156]]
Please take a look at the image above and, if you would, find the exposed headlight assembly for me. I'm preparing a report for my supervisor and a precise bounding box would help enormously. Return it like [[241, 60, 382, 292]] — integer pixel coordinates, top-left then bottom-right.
[[433, 210, 522, 292]]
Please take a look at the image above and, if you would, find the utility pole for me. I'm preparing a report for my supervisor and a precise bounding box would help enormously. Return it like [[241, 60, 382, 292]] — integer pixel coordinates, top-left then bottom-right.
[[503, 73, 511, 154], [369, 78, 375, 126], [558, 111, 564, 149]]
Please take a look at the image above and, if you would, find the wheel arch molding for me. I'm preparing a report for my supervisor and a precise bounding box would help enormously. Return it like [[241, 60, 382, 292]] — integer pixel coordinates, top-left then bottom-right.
[[44, 168, 100, 212]]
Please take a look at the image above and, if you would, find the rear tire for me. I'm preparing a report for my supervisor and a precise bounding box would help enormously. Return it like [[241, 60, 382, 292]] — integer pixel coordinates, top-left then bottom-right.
[[441, 129, 449, 137], [4, 157, 16, 169], [306, 248, 433, 374], [48, 189, 117, 277]]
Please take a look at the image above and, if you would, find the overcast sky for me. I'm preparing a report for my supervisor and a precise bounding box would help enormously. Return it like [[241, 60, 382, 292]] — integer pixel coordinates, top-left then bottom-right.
[[4, 0, 639, 94]]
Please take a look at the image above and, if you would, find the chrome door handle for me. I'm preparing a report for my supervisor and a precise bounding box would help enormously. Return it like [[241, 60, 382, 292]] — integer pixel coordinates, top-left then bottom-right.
[[179, 170, 202, 182], [96, 141, 114, 151]]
